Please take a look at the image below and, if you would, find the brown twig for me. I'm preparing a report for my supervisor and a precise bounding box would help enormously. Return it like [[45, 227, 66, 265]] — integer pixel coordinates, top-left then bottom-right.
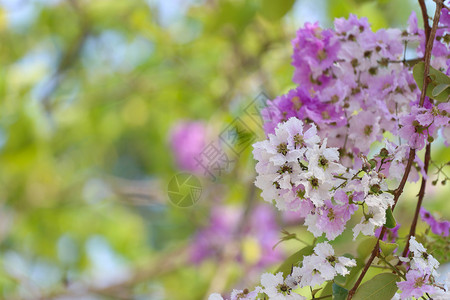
[[401, 143, 431, 258], [347, 1, 443, 298], [419, 0, 443, 107], [418, 0, 431, 41], [346, 227, 387, 299], [392, 149, 416, 210], [400, 0, 444, 257]]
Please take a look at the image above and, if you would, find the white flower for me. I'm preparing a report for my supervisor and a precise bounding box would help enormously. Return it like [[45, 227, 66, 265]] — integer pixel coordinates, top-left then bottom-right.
[[409, 237, 440, 276], [209, 293, 224, 300], [260, 272, 305, 300], [299, 255, 329, 287], [385, 142, 409, 181], [298, 171, 333, 207], [353, 216, 377, 239], [299, 242, 356, 286], [305, 139, 346, 181], [314, 242, 356, 276]]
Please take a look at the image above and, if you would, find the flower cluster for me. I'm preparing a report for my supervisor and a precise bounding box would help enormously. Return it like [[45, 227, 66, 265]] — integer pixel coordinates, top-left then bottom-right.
[[396, 237, 442, 299], [262, 12, 450, 159], [253, 117, 394, 240], [420, 207, 450, 237], [210, 8, 450, 300], [209, 242, 355, 300], [191, 205, 283, 268]]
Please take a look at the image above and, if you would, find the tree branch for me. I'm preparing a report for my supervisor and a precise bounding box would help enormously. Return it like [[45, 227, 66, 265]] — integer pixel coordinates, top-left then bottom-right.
[[401, 143, 431, 257], [347, 1, 444, 298]]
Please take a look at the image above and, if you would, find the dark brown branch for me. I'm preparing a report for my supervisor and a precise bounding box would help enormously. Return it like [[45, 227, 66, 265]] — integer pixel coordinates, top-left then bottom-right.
[[401, 143, 431, 257], [347, 227, 387, 299], [347, 2, 444, 298], [392, 149, 416, 210], [419, 0, 443, 107], [418, 0, 431, 41]]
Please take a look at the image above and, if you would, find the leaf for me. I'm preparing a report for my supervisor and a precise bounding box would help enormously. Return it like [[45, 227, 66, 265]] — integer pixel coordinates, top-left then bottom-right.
[[275, 246, 314, 278], [379, 240, 398, 257], [318, 281, 333, 297], [259, 0, 296, 21], [332, 283, 349, 300], [343, 258, 365, 289], [357, 237, 377, 259], [353, 273, 400, 300], [385, 207, 396, 228], [413, 61, 450, 102], [432, 83, 450, 97]]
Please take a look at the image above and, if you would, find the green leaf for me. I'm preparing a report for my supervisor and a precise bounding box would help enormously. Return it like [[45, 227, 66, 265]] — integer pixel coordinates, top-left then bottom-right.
[[357, 237, 377, 259], [379, 240, 398, 257], [413, 61, 450, 102], [276, 246, 313, 278], [259, 0, 296, 21], [385, 207, 396, 228], [318, 281, 333, 297], [332, 283, 349, 300], [353, 273, 400, 300], [432, 83, 450, 98]]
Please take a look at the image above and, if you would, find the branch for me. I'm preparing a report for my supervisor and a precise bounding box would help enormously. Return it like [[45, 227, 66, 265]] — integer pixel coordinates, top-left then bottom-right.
[[347, 1, 444, 298], [419, 0, 443, 107], [401, 143, 431, 257], [347, 227, 386, 299], [418, 0, 431, 41]]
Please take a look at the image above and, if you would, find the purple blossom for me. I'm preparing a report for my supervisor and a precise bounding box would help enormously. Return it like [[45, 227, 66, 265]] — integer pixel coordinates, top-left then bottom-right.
[[420, 208, 450, 237], [397, 269, 437, 299], [170, 121, 207, 173], [399, 106, 435, 150], [304, 191, 358, 240], [375, 224, 400, 244], [291, 22, 340, 88], [190, 205, 283, 267]]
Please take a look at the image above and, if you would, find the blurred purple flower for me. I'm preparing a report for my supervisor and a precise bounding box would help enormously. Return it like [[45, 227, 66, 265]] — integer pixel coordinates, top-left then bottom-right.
[[375, 224, 400, 243], [169, 121, 206, 173], [420, 208, 450, 237], [190, 205, 283, 267]]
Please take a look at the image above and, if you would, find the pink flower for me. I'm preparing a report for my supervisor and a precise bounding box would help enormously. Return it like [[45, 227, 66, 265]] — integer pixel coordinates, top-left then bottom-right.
[[399, 107, 435, 150], [420, 208, 450, 237], [170, 121, 207, 173], [397, 269, 437, 299]]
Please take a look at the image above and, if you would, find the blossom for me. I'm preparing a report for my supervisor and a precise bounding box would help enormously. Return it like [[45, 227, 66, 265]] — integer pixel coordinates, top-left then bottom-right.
[[170, 121, 207, 173], [261, 272, 305, 300], [420, 208, 450, 237], [305, 139, 346, 181], [397, 269, 437, 299], [304, 194, 358, 240], [409, 236, 440, 276], [348, 110, 381, 153], [230, 287, 261, 300], [190, 205, 283, 267], [291, 242, 356, 288], [291, 22, 340, 88], [399, 106, 435, 150], [209, 293, 224, 300]]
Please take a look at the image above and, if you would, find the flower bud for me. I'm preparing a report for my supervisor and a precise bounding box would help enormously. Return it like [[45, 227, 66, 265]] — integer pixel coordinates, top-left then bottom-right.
[[379, 148, 389, 158]]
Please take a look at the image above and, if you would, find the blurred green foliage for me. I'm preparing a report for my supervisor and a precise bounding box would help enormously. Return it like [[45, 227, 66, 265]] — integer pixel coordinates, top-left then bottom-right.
[[0, 0, 447, 299]]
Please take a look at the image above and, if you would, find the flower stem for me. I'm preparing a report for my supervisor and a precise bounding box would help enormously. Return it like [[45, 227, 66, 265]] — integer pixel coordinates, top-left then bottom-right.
[[401, 143, 431, 258]]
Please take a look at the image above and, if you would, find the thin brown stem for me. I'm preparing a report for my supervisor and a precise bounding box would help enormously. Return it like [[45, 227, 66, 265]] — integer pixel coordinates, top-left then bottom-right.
[[347, 2, 443, 298], [418, 0, 431, 41], [347, 227, 387, 299], [392, 148, 416, 210], [419, 0, 443, 107], [402, 143, 432, 257]]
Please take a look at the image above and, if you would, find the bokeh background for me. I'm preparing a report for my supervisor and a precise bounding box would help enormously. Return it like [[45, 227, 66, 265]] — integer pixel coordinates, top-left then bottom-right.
[[0, 0, 448, 299]]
